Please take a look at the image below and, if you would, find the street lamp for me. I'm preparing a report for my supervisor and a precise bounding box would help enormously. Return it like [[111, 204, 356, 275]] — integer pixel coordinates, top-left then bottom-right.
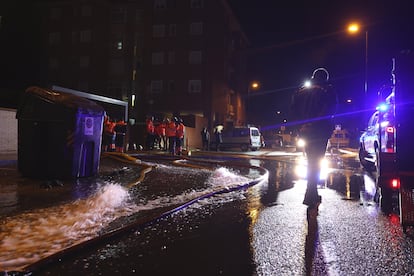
[[347, 22, 368, 97]]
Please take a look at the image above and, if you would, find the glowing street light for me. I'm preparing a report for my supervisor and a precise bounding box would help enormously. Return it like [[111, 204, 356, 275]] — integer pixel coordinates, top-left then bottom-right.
[[250, 81, 260, 91], [347, 23, 360, 34]]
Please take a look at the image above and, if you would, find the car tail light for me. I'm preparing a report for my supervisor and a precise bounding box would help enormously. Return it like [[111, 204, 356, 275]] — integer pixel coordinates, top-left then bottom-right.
[[386, 127, 394, 133], [390, 178, 400, 189]]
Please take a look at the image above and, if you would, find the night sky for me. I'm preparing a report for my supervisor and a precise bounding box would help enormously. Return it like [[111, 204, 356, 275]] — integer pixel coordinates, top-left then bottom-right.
[[228, 0, 414, 130]]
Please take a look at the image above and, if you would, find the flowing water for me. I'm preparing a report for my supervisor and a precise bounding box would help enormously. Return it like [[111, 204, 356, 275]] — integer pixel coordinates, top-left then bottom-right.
[[0, 164, 254, 272]]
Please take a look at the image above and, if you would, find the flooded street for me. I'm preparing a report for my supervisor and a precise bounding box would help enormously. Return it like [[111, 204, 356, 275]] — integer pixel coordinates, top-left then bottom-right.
[[2, 149, 414, 275]]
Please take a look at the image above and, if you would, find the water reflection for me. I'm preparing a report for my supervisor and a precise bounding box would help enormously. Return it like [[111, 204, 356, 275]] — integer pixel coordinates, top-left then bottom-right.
[[0, 163, 258, 272]]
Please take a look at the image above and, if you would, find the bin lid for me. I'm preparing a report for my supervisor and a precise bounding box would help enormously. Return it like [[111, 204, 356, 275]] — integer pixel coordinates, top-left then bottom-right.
[[17, 86, 105, 120]]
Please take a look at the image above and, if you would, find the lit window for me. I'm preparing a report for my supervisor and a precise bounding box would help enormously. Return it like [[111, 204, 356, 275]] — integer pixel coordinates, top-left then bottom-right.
[[188, 80, 201, 93], [152, 52, 164, 65], [190, 22, 203, 35], [151, 80, 163, 94], [117, 41, 123, 50], [153, 24, 166, 38], [189, 51, 202, 64], [191, 0, 204, 8], [131, 94, 136, 107]]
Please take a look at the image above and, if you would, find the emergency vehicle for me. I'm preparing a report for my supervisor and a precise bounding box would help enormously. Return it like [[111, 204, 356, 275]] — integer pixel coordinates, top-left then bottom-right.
[[359, 54, 414, 215]]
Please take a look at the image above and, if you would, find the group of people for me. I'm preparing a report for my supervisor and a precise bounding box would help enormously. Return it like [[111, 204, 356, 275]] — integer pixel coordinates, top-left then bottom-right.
[[146, 116, 185, 155], [102, 116, 127, 153]]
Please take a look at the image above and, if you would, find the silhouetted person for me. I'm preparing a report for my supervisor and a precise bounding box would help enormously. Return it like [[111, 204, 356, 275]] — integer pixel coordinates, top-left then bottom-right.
[[201, 127, 210, 151], [214, 125, 223, 151], [290, 68, 338, 210]]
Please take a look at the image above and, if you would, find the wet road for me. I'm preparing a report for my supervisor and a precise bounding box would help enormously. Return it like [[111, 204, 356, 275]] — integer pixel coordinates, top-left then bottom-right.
[[3, 149, 414, 275]]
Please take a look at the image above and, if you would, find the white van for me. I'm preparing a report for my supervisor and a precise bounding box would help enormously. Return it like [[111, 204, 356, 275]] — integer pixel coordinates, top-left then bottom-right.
[[218, 126, 262, 151]]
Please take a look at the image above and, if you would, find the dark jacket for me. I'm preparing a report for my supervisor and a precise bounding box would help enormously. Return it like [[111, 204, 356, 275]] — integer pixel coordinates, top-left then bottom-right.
[[290, 82, 337, 139]]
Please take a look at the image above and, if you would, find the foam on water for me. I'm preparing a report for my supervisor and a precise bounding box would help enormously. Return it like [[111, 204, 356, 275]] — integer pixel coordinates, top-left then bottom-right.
[[0, 183, 137, 271], [0, 167, 252, 271], [207, 167, 250, 188]]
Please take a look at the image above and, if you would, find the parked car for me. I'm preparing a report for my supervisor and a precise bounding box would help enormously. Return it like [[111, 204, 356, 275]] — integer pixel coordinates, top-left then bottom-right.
[[358, 92, 397, 213], [262, 134, 283, 148], [218, 126, 262, 151], [359, 104, 395, 171]]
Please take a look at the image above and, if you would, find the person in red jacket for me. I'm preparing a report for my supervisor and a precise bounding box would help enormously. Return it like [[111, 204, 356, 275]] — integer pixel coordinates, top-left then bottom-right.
[[146, 116, 155, 150], [155, 119, 166, 150], [166, 117, 177, 155], [176, 118, 185, 155], [114, 119, 127, 153], [103, 116, 116, 152]]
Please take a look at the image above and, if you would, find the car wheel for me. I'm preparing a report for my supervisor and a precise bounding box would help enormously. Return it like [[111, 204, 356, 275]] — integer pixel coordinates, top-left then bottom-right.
[[359, 146, 375, 172]]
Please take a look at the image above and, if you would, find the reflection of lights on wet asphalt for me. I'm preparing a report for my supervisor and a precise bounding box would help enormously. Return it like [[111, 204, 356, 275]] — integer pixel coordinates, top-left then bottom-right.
[[319, 158, 330, 180], [294, 156, 331, 180], [0, 166, 254, 271], [295, 156, 307, 179], [363, 174, 377, 197]]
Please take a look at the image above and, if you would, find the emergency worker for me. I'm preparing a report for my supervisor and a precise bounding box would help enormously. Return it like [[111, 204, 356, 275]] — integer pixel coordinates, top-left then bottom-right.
[[290, 68, 337, 210], [176, 118, 185, 155], [166, 117, 177, 155], [114, 119, 127, 153], [103, 116, 116, 152], [200, 127, 210, 151], [146, 116, 155, 150], [155, 119, 166, 150]]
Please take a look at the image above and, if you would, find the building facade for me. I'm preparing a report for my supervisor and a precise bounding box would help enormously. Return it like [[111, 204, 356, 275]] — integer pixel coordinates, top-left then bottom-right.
[[37, 0, 249, 147]]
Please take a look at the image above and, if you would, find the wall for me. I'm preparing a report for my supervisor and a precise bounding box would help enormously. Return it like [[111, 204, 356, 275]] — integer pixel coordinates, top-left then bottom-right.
[[184, 115, 208, 150], [0, 108, 18, 153]]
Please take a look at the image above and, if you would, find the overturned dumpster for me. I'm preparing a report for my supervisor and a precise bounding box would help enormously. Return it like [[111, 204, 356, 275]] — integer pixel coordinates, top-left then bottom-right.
[[16, 86, 105, 179]]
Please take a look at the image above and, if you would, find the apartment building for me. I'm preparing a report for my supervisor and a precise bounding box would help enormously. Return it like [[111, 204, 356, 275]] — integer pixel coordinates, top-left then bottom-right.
[[37, 0, 249, 147]]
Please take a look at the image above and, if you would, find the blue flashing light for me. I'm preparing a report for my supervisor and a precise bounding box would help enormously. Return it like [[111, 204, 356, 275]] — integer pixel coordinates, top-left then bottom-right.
[[377, 103, 389, 112]]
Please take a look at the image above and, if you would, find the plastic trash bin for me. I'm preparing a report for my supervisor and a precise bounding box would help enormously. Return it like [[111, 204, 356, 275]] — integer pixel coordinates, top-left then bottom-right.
[[16, 86, 105, 179]]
